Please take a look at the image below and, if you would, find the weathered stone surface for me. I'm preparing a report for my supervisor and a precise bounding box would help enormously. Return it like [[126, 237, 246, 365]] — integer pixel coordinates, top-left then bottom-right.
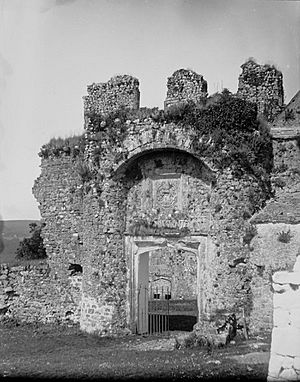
[[270, 327, 300, 356], [0, 262, 82, 324], [273, 307, 290, 327], [268, 353, 285, 378], [273, 271, 300, 285], [294, 356, 300, 371], [237, 58, 284, 121], [164, 69, 207, 109], [1, 59, 298, 338], [249, 223, 300, 331], [290, 308, 300, 328], [83, 75, 140, 115], [279, 368, 298, 381], [268, 257, 300, 381]]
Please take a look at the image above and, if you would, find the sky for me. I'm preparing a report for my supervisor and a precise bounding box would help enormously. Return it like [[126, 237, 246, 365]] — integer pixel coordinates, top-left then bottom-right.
[[0, 0, 299, 221]]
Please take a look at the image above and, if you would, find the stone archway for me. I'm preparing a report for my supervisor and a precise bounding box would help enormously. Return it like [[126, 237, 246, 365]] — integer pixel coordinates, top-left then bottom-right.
[[125, 235, 208, 334]]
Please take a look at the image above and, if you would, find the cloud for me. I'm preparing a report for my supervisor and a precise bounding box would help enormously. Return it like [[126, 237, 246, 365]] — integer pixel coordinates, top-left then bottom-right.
[[40, 0, 77, 13]]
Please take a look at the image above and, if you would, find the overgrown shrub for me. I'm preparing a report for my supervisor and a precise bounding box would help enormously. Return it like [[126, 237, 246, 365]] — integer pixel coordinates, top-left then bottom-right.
[[39, 134, 85, 159], [76, 161, 94, 183], [87, 90, 273, 180], [243, 225, 257, 245], [277, 229, 292, 243], [15, 223, 47, 260]]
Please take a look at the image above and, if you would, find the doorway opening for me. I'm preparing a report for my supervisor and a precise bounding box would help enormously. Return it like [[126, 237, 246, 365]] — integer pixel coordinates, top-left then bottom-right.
[[127, 235, 206, 336]]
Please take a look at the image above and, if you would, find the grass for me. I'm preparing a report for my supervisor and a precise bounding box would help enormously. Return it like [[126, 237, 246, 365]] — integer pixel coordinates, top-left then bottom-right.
[[0, 323, 270, 381]]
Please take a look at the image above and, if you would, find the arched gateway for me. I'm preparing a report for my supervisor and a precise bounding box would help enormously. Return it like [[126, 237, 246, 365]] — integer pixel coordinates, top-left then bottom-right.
[[121, 149, 213, 334], [33, 65, 280, 335], [79, 146, 217, 334]]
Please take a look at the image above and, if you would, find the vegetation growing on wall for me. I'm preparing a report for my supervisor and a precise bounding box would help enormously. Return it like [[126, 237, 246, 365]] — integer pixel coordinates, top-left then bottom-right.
[[39, 91, 273, 192], [15, 223, 47, 260], [39, 134, 85, 159], [277, 229, 293, 243], [85, 90, 273, 178]]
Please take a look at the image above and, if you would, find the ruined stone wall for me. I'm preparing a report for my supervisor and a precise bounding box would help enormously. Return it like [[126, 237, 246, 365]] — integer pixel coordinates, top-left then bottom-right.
[[267, 256, 300, 381], [30, 154, 84, 324], [249, 224, 300, 332], [248, 124, 300, 332], [79, 180, 129, 335], [0, 261, 82, 324], [164, 69, 207, 109], [237, 59, 284, 121], [83, 74, 140, 166], [271, 127, 300, 194], [33, 155, 84, 273], [83, 75, 140, 115], [28, 64, 280, 335], [79, 107, 270, 334], [206, 169, 268, 326]]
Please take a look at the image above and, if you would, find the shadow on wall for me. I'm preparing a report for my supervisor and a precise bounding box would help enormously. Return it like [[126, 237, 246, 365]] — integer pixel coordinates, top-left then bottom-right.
[[0, 217, 4, 254]]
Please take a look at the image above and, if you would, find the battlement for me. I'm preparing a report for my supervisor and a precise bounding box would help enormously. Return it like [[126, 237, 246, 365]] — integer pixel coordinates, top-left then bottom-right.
[[237, 59, 284, 121], [83, 60, 284, 123], [83, 74, 140, 116], [164, 69, 208, 109]]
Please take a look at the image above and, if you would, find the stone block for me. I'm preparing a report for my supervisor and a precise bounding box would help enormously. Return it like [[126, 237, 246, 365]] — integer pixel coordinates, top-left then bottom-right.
[[282, 356, 294, 369], [267, 376, 281, 382], [294, 356, 300, 371], [273, 290, 300, 309], [268, 353, 285, 378], [271, 327, 300, 357], [278, 367, 298, 381], [273, 271, 300, 285], [290, 308, 300, 328], [273, 283, 290, 293], [273, 307, 290, 327]]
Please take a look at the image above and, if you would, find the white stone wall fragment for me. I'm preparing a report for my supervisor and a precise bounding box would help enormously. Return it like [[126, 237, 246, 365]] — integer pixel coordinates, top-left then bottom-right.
[[267, 256, 300, 380]]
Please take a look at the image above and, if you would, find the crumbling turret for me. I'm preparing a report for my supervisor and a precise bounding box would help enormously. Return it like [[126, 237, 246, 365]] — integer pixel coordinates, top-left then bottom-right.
[[164, 69, 208, 109], [237, 59, 284, 121]]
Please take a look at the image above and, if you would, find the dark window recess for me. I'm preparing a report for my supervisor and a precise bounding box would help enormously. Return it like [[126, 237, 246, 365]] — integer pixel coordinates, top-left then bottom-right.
[[165, 294, 171, 300], [68, 263, 83, 276], [153, 293, 160, 299]]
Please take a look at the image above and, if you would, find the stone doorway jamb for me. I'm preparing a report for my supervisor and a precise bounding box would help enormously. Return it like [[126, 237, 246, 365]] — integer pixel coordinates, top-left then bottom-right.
[[125, 234, 208, 334]]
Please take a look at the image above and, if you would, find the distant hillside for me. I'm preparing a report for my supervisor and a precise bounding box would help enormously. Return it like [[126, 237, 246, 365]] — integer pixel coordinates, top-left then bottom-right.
[[0, 220, 40, 264]]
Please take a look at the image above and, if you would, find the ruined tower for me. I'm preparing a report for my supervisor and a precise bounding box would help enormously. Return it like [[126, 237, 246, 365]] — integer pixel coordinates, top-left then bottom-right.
[[237, 59, 284, 121], [164, 69, 208, 109], [83, 74, 140, 115]]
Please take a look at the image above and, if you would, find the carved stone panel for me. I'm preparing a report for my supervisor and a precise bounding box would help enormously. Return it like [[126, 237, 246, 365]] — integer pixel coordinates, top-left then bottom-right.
[[152, 174, 182, 214]]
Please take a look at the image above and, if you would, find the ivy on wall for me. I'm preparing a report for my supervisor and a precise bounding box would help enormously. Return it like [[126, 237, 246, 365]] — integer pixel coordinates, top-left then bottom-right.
[[38, 91, 273, 190]]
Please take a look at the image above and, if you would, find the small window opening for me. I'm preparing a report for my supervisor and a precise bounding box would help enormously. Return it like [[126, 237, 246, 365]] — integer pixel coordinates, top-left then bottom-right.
[[68, 263, 83, 276], [153, 293, 160, 299]]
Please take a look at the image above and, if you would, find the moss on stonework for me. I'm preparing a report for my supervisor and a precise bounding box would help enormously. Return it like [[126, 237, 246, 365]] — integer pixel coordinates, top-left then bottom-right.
[[39, 134, 85, 159], [85, 92, 272, 179]]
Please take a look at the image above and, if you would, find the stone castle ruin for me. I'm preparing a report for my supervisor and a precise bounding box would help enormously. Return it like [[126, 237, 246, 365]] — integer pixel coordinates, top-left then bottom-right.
[[1, 59, 300, 337]]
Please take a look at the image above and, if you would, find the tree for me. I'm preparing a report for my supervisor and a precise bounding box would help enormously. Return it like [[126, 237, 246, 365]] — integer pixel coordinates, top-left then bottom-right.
[[15, 223, 47, 260]]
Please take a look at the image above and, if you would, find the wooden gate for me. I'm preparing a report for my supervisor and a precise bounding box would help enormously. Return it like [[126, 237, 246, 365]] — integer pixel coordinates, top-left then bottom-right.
[[137, 285, 170, 336]]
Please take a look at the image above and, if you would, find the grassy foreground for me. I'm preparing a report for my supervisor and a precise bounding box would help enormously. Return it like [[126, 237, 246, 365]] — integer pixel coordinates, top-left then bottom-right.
[[0, 323, 270, 381]]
